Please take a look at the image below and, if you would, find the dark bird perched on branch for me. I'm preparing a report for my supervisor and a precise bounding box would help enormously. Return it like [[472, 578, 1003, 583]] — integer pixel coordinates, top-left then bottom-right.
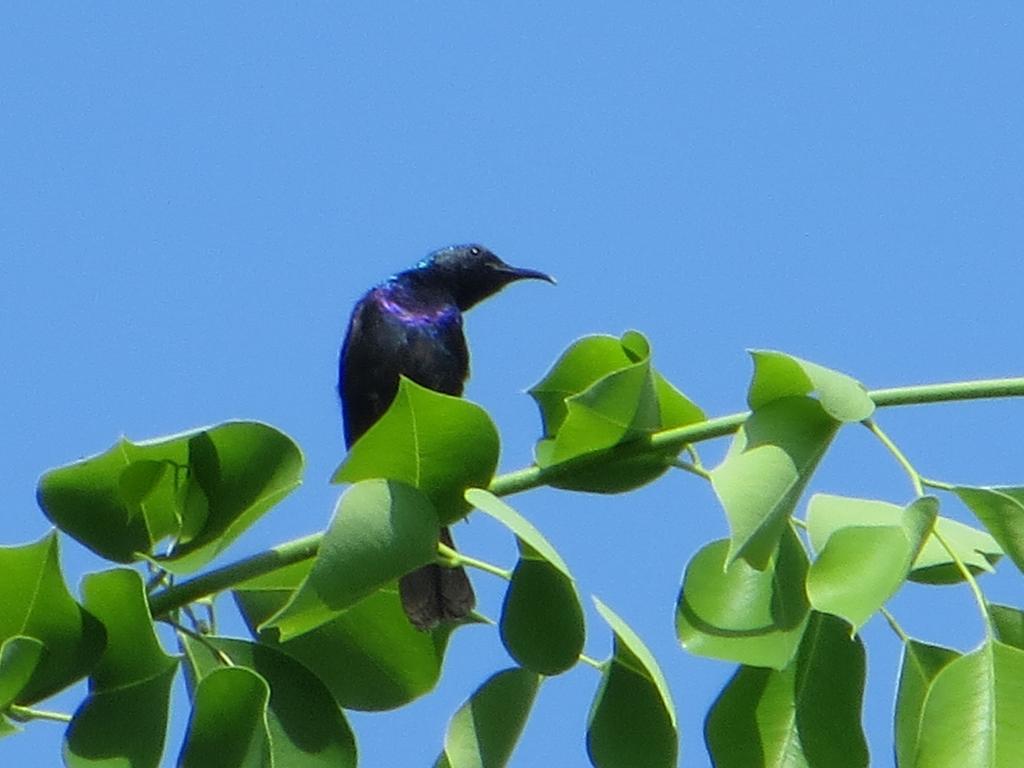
[[338, 244, 554, 630]]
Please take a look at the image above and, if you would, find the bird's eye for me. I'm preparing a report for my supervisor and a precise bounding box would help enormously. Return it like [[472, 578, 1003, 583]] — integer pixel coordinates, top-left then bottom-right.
[[470, 247, 481, 256]]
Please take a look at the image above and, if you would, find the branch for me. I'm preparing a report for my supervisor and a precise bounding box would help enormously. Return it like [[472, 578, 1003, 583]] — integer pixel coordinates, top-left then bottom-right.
[[147, 376, 1024, 618]]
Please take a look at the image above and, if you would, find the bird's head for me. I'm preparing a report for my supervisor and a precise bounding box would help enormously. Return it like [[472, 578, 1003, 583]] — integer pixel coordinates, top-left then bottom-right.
[[415, 244, 555, 310]]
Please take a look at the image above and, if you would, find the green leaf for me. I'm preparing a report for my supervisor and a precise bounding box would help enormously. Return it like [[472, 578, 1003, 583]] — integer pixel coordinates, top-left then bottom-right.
[[806, 495, 936, 630], [954, 486, 1024, 575], [435, 668, 540, 768], [0, 637, 44, 712], [914, 610, 1024, 768], [705, 612, 868, 768], [37, 421, 303, 572], [265, 480, 439, 639], [712, 397, 839, 569], [0, 533, 105, 704], [803, 493, 1002, 584], [65, 569, 178, 768], [747, 350, 875, 422], [235, 583, 455, 711], [676, 527, 810, 670], [528, 334, 640, 437], [178, 667, 272, 768], [533, 332, 703, 466], [333, 377, 500, 525], [181, 635, 356, 767], [466, 489, 570, 576], [895, 639, 960, 768], [467, 490, 585, 675], [588, 598, 677, 768]]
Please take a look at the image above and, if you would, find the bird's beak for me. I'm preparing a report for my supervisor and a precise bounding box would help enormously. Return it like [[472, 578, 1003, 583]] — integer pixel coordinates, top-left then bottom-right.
[[498, 264, 557, 285]]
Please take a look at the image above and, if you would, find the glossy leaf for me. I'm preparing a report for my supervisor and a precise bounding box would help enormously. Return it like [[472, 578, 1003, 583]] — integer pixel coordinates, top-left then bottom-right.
[[65, 569, 178, 768], [914, 611, 1024, 767], [178, 667, 272, 768], [0, 533, 105, 704], [588, 598, 677, 768], [333, 377, 500, 524], [894, 639, 960, 768], [676, 527, 810, 670], [181, 635, 356, 767], [37, 421, 303, 572], [435, 667, 540, 768], [236, 581, 456, 711], [265, 479, 439, 639], [705, 612, 868, 768], [747, 350, 875, 422], [954, 486, 1024, 574], [712, 396, 838, 569], [806, 496, 936, 630], [466, 489, 570, 576]]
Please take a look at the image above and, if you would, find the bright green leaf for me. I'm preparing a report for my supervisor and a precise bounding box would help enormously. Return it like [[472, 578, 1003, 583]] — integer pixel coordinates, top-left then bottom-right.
[[748, 350, 875, 422], [806, 496, 936, 630], [588, 598, 677, 768], [265, 480, 439, 639], [954, 486, 1024, 575], [895, 639, 960, 768], [915, 629, 1024, 767], [0, 533, 105, 704], [333, 377, 500, 525], [712, 397, 838, 569], [676, 527, 810, 670], [37, 421, 303, 572], [235, 583, 455, 711], [181, 635, 356, 767], [178, 667, 272, 768], [436, 668, 540, 768]]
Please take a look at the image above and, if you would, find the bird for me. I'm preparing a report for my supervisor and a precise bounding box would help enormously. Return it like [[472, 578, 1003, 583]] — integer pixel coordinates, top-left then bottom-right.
[[338, 244, 554, 630]]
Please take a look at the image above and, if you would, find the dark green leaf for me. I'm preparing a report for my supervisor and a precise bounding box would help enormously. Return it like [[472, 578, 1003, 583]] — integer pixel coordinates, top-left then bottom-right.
[[0, 533, 105, 704], [0, 637, 44, 711], [588, 599, 677, 768], [181, 635, 356, 767], [37, 421, 303, 572], [705, 612, 867, 768], [954, 486, 1024, 575], [265, 480, 439, 639], [747, 350, 875, 422], [235, 583, 455, 711], [712, 397, 838, 569], [676, 527, 809, 670], [333, 377, 500, 524], [64, 568, 178, 768], [436, 668, 540, 768], [178, 667, 272, 768]]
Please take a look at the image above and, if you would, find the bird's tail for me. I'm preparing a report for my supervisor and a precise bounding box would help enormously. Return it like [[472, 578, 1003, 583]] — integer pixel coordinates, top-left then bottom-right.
[[399, 526, 475, 631]]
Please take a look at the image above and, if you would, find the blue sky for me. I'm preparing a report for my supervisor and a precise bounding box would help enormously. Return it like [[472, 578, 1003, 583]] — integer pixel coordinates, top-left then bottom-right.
[[4, 4, 1023, 766]]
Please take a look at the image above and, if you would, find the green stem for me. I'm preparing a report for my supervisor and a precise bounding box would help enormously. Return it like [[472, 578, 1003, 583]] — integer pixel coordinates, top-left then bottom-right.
[[670, 458, 712, 481], [863, 419, 925, 497], [7, 705, 72, 724], [922, 476, 956, 492], [438, 542, 513, 580], [147, 376, 1024, 617], [148, 533, 321, 618], [879, 606, 911, 644], [932, 527, 991, 625], [578, 653, 604, 670]]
